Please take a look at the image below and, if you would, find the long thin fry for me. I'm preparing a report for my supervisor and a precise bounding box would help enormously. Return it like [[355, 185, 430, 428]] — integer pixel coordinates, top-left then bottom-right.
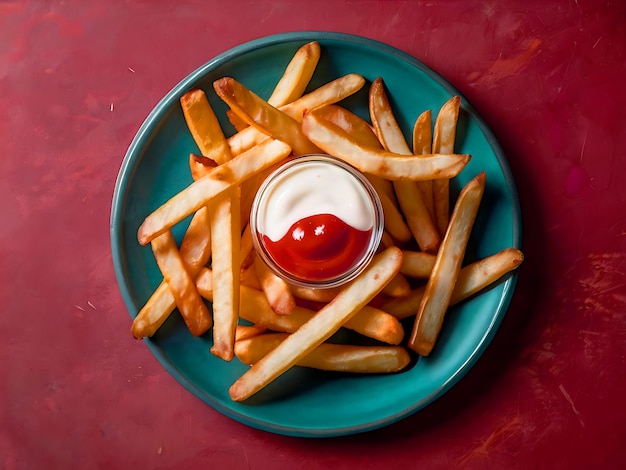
[[180, 89, 232, 165], [369, 78, 440, 253], [235, 333, 410, 373], [400, 250, 437, 279], [281, 74, 366, 122], [239, 223, 255, 269], [379, 187, 413, 243], [382, 248, 524, 320], [137, 139, 292, 245], [412, 109, 435, 219], [267, 41, 321, 106], [302, 111, 470, 181], [432, 96, 461, 235], [235, 324, 268, 342], [229, 246, 403, 401], [408, 172, 486, 356], [382, 273, 411, 297], [209, 188, 241, 361], [254, 254, 296, 316], [150, 231, 212, 336], [289, 284, 340, 303]]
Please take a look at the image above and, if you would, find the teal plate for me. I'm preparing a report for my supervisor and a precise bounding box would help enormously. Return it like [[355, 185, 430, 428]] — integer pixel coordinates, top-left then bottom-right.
[[111, 32, 521, 437]]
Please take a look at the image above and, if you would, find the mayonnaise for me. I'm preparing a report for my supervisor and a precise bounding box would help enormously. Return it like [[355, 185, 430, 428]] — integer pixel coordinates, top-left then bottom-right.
[[255, 160, 376, 241]]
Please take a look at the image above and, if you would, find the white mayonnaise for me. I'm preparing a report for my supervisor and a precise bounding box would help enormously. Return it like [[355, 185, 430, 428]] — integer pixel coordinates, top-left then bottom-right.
[[255, 159, 376, 242]]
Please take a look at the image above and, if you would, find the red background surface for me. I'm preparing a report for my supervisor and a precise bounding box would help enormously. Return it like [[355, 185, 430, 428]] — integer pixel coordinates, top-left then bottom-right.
[[2, 1, 625, 468]]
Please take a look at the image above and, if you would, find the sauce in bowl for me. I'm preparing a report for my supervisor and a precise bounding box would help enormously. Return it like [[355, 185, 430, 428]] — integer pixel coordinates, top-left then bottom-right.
[[251, 155, 384, 288]]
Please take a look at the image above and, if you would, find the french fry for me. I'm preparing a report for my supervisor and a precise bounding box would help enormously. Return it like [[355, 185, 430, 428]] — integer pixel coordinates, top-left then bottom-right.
[[369, 78, 440, 253], [280, 74, 365, 122], [180, 89, 232, 165], [194, 270, 404, 345], [214, 77, 321, 156], [226, 110, 250, 132], [253, 254, 296, 316], [235, 324, 268, 342], [267, 41, 321, 107], [229, 246, 403, 401], [240, 260, 262, 290], [150, 230, 212, 336], [375, 183, 412, 243], [190, 131, 239, 358], [137, 139, 292, 245], [380, 231, 395, 249], [226, 123, 269, 157], [235, 333, 410, 373], [227, 41, 321, 135], [313, 105, 382, 148], [289, 284, 340, 303], [301, 111, 470, 181], [400, 250, 437, 279], [209, 187, 241, 361], [239, 223, 255, 270], [432, 96, 461, 235], [189, 154, 218, 181], [408, 172, 486, 356], [291, 270, 409, 303], [412, 109, 435, 219], [226, 74, 366, 156], [383, 248, 524, 320], [382, 273, 411, 297]]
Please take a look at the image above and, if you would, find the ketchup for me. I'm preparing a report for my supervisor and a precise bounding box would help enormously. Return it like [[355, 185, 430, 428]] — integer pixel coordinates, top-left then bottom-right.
[[262, 213, 373, 281]]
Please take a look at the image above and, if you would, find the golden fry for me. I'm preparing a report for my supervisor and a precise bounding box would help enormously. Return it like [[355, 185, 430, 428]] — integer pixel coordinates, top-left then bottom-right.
[[267, 41, 321, 107], [150, 231, 212, 336], [302, 111, 470, 181], [235, 324, 268, 342], [253, 254, 296, 316], [412, 109, 435, 220], [432, 96, 461, 235], [382, 273, 411, 298], [209, 188, 241, 361], [180, 89, 232, 165], [408, 172, 486, 356], [239, 223, 255, 270], [400, 250, 437, 279], [235, 333, 410, 373]]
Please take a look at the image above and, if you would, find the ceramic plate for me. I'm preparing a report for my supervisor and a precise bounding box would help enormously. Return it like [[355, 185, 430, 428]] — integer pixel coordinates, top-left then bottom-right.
[[111, 32, 522, 437]]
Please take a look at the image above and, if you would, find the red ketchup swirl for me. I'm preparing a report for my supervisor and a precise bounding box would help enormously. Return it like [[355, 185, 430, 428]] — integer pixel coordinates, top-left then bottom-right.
[[261, 213, 373, 282]]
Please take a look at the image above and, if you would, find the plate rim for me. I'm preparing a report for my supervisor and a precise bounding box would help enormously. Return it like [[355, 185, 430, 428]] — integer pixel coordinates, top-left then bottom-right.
[[110, 31, 522, 438]]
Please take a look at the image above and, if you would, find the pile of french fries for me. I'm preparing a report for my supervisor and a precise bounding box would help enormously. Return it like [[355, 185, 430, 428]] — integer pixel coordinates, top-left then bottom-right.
[[131, 41, 524, 402]]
